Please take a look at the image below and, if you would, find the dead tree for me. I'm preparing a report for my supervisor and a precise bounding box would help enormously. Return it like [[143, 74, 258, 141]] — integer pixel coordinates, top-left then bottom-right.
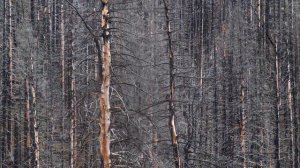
[[99, 0, 112, 167], [162, 0, 181, 167]]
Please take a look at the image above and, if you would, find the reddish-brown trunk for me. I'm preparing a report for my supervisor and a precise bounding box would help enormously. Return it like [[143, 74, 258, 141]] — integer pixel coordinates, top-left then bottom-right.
[[99, 1, 111, 168]]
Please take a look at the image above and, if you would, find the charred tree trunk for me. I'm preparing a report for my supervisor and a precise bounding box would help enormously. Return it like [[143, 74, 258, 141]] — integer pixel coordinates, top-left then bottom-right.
[[292, 4, 299, 167], [30, 43, 40, 167], [1, 0, 7, 165], [240, 79, 246, 168], [67, 16, 77, 168], [163, 0, 181, 167], [265, 1, 280, 167], [64, 1, 77, 167], [24, 78, 31, 168], [30, 0, 35, 32], [60, 1, 66, 167], [13, 110, 19, 168], [1, 0, 14, 165], [7, 0, 13, 165], [31, 79, 40, 168]]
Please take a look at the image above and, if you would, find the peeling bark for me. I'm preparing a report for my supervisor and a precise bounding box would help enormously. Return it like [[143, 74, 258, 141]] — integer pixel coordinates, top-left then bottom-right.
[[99, 0, 111, 167]]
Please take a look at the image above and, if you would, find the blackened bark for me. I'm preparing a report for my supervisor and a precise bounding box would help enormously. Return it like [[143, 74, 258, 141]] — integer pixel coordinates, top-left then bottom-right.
[[163, 0, 181, 167]]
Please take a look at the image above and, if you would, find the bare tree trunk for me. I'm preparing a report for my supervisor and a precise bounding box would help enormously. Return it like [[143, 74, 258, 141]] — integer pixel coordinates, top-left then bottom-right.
[[149, 2, 158, 167], [288, 58, 294, 168], [99, 0, 111, 167], [30, 0, 35, 32], [267, 33, 281, 168], [292, 2, 299, 166], [162, 0, 181, 167], [24, 78, 31, 168], [60, 1, 65, 100], [69, 34, 77, 168], [31, 83, 40, 168], [274, 42, 280, 168], [60, 1, 66, 167], [265, 33, 281, 167], [65, 1, 77, 167], [11, 0, 20, 165], [1, 0, 7, 165], [238, 2, 246, 166], [26, 53, 40, 168], [8, 0, 13, 162], [265, 1, 281, 167], [13, 110, 19, 168], [240, 79, 246, 168], [6, 0, 13, 165], [289, 2, 298, 168]]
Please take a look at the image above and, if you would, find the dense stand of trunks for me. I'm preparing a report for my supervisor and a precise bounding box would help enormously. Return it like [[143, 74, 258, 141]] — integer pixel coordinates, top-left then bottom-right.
[[1, 0, 300, 167]]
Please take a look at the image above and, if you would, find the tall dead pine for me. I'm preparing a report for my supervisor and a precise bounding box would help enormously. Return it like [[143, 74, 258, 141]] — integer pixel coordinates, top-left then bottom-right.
[[99, 0, 111, 167], [65, 1, 77, 167], [162, 0, 181, 167], [1, 0, 13, 165]]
